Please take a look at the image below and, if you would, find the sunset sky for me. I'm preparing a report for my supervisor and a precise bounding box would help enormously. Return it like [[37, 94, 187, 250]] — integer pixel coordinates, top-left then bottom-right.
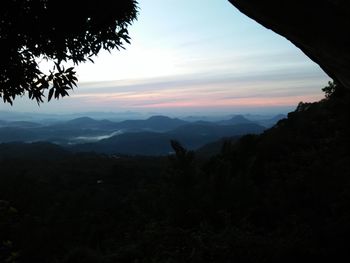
[[0, 0, 330, 115]]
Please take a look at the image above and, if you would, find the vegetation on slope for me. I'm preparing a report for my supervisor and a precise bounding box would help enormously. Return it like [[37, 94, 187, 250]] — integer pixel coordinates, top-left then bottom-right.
[[1, 82, 349, 262]]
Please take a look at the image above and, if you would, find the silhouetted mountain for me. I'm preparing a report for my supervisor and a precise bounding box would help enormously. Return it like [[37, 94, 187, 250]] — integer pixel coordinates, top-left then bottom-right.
[[66, 116, 98, 125], [217, 115, 253, 125], [257, 114, 287, 127], [196, 136, 240, 158], [171, 122, 264, 137], [116, 115, 187, 132], [148, 115, 187, 127], [0, 115, 266, 152], [56, 117, 118, 130], [181, 115, 214, 122], [171, 123, 264, 150], [0, 115, 184, 143], [51, 115, 188, 134], [72, 123, 265, 155]]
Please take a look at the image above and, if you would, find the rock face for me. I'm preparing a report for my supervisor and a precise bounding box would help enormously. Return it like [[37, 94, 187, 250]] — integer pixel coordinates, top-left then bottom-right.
[[228, 0, 350, 89]]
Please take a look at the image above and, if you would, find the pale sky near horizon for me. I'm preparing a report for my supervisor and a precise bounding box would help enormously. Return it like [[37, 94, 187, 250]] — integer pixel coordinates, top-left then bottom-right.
[[0, 0, 330, 115]]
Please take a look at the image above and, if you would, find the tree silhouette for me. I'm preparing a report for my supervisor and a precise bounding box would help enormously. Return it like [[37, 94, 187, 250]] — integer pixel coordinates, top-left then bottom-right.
[[322, 80, 346, 99], [0, 0, 138, 104]]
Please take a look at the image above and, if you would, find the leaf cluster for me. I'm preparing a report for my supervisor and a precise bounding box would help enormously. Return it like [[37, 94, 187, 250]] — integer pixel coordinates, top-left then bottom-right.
[[322, 80, 346, 99], [0, 0, 138, 104]]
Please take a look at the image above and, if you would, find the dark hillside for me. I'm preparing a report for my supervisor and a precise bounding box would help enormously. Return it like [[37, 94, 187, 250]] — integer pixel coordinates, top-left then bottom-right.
[[0, 142, 70, 160], [1, 83, 349, 262]]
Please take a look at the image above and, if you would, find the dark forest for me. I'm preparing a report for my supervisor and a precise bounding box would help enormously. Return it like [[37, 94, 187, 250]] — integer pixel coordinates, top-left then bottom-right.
[[1, 82, 350, 262]]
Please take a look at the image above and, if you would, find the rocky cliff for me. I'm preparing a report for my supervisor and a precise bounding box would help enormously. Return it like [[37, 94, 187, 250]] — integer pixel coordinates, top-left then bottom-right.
[[229, 0, 350, 89]]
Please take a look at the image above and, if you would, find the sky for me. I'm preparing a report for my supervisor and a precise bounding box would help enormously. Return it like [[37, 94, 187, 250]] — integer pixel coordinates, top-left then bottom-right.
[[0, 0, 330, 116]]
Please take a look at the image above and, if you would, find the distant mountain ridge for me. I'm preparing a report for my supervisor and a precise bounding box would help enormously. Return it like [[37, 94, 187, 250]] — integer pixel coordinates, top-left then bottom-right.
[[217, 115, 254, 125], [0, 114, 280, 155], [71, 122, 265, 155], [116, 115, 187, 132]]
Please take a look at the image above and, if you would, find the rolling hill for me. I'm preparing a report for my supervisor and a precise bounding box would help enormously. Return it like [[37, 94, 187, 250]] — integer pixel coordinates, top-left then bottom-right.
[[72, 122, 265, 155], [0, 115, 271, 155]]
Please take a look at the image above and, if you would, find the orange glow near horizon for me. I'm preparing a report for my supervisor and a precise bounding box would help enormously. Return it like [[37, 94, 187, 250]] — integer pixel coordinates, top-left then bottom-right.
[[131, 95, 323, 109], [71, 86, 323, 110]]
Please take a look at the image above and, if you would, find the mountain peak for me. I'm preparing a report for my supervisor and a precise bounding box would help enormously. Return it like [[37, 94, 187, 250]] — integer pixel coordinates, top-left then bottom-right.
[[218, 115, 252, 125], [230, 115, 250, 122], [147, 115, 172, 121], [67, 117, 97, 124]]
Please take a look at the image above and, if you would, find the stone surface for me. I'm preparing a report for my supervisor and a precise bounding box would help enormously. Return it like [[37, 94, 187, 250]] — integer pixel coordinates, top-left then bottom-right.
[[228, 0, 350, 89]]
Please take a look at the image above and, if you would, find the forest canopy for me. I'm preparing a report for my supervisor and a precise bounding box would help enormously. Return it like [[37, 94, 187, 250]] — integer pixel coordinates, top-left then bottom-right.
[[0, 0, 138, 104]]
